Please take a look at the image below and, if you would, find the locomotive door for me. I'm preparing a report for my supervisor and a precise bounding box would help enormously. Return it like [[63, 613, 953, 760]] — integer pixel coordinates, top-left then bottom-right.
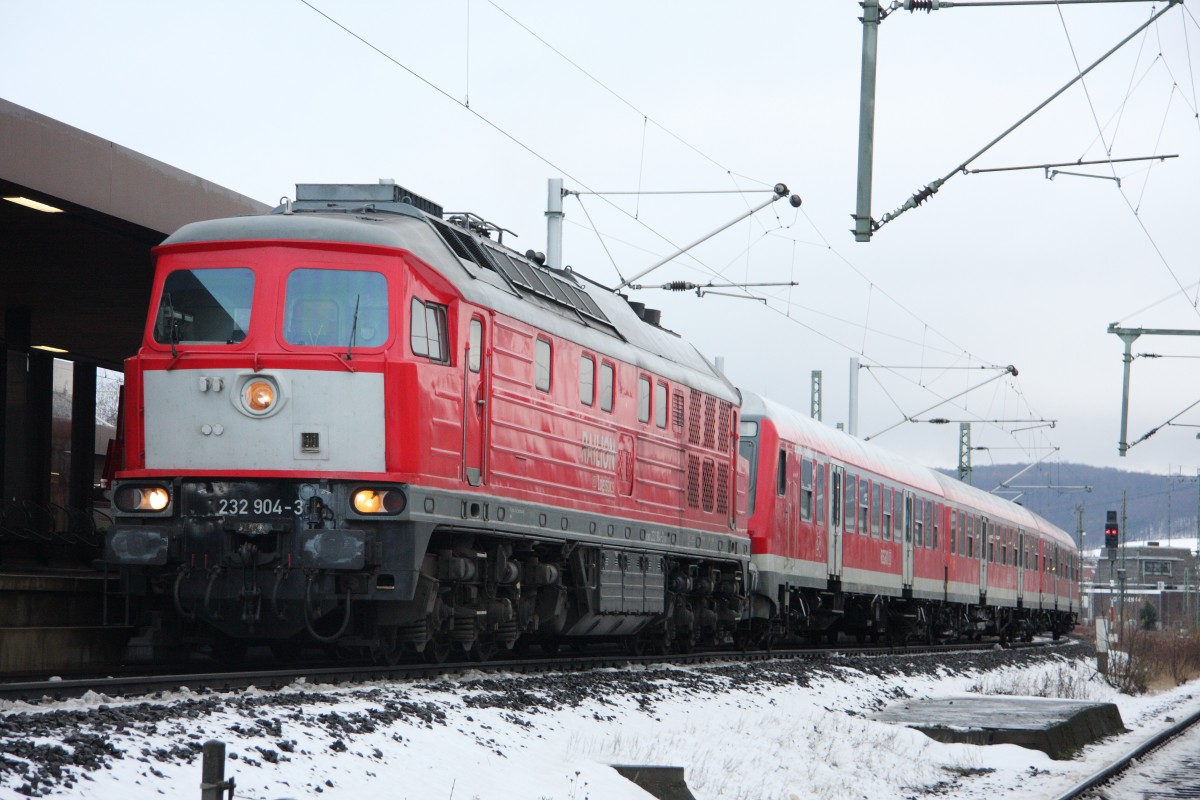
[[827, 465, 844, 579], [979, 517, 990, 600], [902, 492, 914, 589], [462, 315, 488, 486]]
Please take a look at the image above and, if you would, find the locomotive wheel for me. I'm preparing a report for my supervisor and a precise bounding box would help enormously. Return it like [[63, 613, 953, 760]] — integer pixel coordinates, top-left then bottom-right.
[[424, 637, 452, 665], [468, 641, 498, 662]]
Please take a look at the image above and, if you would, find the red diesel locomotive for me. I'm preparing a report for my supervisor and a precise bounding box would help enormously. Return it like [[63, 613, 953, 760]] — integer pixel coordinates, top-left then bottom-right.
[[106, 181, 1077, 661], [107, 183, 750, 661]]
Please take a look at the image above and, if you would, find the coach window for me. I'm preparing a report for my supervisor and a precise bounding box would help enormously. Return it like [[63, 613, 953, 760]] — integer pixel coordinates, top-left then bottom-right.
[[157, 267, 254, 345], [966, 515, 974, 558], [872, 482, 881, 538], [926, 502, 935, 549], [638, 376, 651, 423], [988, 522, 996, 563], [950, 510, 957, 555], [860, 480, 870, 534], [882, 488, 893, 541], [410, 298, 449, 363], [800, 458, 813, 521], [815, 462, 825, 525], [600, 362, 614, 411], [655, 382, 668, 428], [845, 475, 858, 533], [468, 318, 482, 372], [914, 497, 924, 547], [1001, 528, 1009, 566], [776, 450, 787, 496], [535, 338, 552, 392], [580, 355, 595, 406]]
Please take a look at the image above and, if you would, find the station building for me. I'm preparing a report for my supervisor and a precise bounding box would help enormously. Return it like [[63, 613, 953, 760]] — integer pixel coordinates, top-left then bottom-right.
[[0, 97, 268, 562]]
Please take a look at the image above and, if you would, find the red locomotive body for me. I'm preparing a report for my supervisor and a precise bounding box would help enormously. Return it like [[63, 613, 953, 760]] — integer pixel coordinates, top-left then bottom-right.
[[739, 392, 1078, 644], [107, 184, 749, 661]]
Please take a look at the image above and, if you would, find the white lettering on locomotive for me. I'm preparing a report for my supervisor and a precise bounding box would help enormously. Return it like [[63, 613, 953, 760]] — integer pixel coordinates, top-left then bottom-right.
[[580, 430, 617, 471]]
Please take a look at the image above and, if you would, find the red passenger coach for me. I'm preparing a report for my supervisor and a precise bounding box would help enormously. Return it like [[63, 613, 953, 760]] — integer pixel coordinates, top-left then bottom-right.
[[107, 183, 749, 662], [738, 393, 1078, 645]]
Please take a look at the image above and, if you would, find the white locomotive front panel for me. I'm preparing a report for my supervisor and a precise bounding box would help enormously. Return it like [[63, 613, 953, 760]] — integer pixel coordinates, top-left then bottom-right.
[[142, 368, 385, 473]]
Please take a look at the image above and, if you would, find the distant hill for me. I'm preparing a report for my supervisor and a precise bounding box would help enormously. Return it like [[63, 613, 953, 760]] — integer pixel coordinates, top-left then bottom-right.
[[936, 463, 1200, 548]]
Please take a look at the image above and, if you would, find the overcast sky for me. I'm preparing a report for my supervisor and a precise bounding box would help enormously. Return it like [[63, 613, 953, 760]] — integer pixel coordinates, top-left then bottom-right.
[[4, 1, 1200, 483]]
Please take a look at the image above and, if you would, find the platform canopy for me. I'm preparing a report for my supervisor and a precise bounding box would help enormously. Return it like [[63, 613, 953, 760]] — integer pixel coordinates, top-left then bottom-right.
[[0, 98, 269, 365]]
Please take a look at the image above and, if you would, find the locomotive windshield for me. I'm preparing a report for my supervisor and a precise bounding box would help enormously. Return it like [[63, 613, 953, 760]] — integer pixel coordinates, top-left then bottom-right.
[[154, 268, 254, 345], [283, 269, 388, 347]]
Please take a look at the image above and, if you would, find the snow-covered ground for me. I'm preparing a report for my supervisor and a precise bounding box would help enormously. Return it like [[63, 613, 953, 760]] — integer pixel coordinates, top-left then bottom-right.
[[2, 642, 1199, 800]]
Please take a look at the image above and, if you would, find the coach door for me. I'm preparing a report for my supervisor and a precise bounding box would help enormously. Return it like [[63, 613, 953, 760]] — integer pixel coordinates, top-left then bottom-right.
[[902, 492, 915, 589], [462, 316, 488, 486], [828, 466, 844, 579]]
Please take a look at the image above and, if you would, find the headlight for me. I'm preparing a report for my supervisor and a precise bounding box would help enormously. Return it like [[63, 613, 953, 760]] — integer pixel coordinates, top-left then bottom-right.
[[114, 485, 171, 513], [352, 488, 406, 515], [244, 379, 276, 414]]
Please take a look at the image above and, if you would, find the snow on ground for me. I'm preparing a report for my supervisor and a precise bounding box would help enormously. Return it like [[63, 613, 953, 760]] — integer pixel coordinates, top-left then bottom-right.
[[2, 641, 1199, 800]]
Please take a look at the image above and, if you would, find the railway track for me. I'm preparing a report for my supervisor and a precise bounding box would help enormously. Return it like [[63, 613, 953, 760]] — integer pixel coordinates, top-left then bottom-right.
[[1054, 705, 1200, 800], [0, 639, 1054, 704]]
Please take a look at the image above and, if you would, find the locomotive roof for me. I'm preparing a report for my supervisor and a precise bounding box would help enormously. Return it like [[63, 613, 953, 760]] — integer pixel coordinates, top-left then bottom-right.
[[740, 392, 1075, 548], [161, 201, 739, 404]]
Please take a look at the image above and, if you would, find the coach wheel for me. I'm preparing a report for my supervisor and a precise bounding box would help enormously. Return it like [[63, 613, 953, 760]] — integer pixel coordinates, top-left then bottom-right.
[[270, 640, 303, 664], [211, 636, 248, 665]]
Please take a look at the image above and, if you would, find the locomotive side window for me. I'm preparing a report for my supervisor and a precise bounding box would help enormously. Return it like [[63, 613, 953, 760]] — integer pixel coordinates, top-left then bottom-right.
[[468, 318, 482, 372], [410, 298, 449, 363], [580, 355, 595, 406], [655, 382, 668, 428], [155, 267, 254, 346], [799, 458, 813, 521], [600, 362, 614, 411], [535, 338, 552, 392], [286, 269, 388, 348], [638, 376, 651, 423]]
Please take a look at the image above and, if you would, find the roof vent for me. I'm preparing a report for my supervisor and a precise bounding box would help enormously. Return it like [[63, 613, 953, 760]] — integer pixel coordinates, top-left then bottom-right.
[[643, 308, 661, 326], [627, 300, 646, 319], [295, 183, 443, 217]]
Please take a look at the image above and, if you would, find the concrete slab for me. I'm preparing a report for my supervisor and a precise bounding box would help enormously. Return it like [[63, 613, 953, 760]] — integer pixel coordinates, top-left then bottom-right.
[[872, 696, 1126, 759]]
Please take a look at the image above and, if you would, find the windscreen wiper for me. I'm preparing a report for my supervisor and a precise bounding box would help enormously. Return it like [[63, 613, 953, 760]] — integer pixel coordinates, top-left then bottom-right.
[[346, 294, 361, 360]]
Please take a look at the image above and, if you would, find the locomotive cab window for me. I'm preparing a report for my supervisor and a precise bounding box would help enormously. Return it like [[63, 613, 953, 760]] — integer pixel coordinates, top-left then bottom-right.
[[410, 297, 449, 363], [286, 269, 388, 348], [580, 355, 595, 406], [154, 267, 254, 346], [535, 338, 552, 392]]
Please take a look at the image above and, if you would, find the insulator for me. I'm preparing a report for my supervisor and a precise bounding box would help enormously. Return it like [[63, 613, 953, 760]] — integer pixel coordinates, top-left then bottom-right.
[[905, 0, 938, 12], [664, 281, 695, 292]]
